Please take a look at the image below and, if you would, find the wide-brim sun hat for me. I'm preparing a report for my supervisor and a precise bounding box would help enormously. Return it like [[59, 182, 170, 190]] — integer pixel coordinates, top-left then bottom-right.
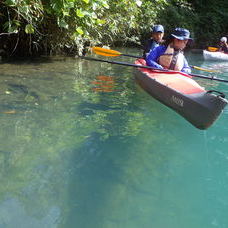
[[171, 28, 193, 41], [220, 37, 227, 42]]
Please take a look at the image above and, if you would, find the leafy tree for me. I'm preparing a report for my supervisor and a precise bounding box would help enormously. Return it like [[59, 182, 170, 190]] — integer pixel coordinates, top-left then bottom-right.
[[0, 0, 228, 57]]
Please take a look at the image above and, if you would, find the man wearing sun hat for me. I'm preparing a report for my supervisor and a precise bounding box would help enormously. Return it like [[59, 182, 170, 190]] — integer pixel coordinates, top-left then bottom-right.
[[219, 37, 228, 53], [146, 28, 193, 73], [142, 24, 165, 58]]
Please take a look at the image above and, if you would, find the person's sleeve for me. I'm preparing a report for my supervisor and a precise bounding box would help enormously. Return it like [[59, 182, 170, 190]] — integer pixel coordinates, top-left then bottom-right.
[[181, 57, 191, 74], [146, 46, 164, 69], [150, 41, 159, 51]]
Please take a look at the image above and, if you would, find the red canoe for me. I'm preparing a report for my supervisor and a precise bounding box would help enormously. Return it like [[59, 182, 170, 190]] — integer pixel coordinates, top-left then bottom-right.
[[134, 59, 227, 129]]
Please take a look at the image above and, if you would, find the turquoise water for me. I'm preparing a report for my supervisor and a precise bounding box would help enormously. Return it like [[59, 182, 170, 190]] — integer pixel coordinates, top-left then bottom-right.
[[0, 49, 228, 227]]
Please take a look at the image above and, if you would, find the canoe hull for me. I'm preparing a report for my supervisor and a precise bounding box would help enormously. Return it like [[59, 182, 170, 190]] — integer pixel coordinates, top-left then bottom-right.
[[134, 61, 227, 129], [203, 50, 228, 61]]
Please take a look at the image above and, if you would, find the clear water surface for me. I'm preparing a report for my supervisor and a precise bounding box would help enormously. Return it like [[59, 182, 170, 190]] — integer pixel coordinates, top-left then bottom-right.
[[0, 48, 228, 228]]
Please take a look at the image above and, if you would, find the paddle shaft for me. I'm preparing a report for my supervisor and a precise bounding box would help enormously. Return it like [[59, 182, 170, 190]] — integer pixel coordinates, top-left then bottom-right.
[[92, 47, 218, 73], [80, 56, 228, 83], [111, 53, 216, 72], [120, 53, 142, 58]]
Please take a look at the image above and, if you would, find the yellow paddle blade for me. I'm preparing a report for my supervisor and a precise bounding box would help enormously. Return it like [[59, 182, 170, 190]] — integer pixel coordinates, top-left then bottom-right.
[[92, 47, 121, 57], [191, 65, 219, 73], [208, 47, 219, 52]]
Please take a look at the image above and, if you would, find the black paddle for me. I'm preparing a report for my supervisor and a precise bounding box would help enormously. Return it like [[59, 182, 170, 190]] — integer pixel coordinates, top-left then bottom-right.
[[80, 56, 228, 83], [92, 47, 219, 73]]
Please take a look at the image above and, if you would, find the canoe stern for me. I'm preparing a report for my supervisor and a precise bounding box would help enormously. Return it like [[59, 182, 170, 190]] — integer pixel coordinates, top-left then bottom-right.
[[135, 67, 228, 129]]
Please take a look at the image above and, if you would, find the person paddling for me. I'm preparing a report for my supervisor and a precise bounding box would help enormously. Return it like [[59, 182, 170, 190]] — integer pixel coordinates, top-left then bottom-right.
[[218, 37, 228, 53], [146, 28, 192, 74], [142, 24, 164, 58]]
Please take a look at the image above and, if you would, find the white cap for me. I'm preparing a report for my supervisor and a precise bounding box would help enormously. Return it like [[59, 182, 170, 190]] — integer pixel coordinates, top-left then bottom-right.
[[220, 37, 227, 42]]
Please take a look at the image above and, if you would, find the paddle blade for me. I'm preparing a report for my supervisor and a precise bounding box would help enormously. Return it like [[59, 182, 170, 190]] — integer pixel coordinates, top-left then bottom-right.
[[207, 47, 219, 52], [92, 47, 121, 57], [191, 65, 219, 73]]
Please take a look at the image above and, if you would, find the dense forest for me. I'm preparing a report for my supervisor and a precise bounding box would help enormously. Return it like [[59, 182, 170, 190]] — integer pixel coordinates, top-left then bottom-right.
[[0, 0, 228, 58]]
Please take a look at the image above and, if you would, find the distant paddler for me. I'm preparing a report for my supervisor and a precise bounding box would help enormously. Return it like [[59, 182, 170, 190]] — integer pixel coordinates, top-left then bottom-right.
[[218, 37, 228, 53]]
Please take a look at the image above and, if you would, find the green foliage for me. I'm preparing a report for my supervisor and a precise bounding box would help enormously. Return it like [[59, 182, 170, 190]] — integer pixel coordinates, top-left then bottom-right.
[[189, 0, 228, 47], [3, 0, 43, 30], [157, 0, 195, 35]]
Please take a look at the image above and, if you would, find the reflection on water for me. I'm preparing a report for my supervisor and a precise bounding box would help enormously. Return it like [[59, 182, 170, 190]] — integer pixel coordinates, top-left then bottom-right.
[[91, 75, 117, 92], [0, 51, 228, 228]]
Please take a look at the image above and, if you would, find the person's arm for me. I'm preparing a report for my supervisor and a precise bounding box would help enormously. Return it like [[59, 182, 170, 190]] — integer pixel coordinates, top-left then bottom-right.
[[217, 42, 222, 51], [224, 43, 228, 53], [146, 46, 165, 69], [219, 43, 227, 52], [150, 40, 159, 52], [181, 57, 191, 74]]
